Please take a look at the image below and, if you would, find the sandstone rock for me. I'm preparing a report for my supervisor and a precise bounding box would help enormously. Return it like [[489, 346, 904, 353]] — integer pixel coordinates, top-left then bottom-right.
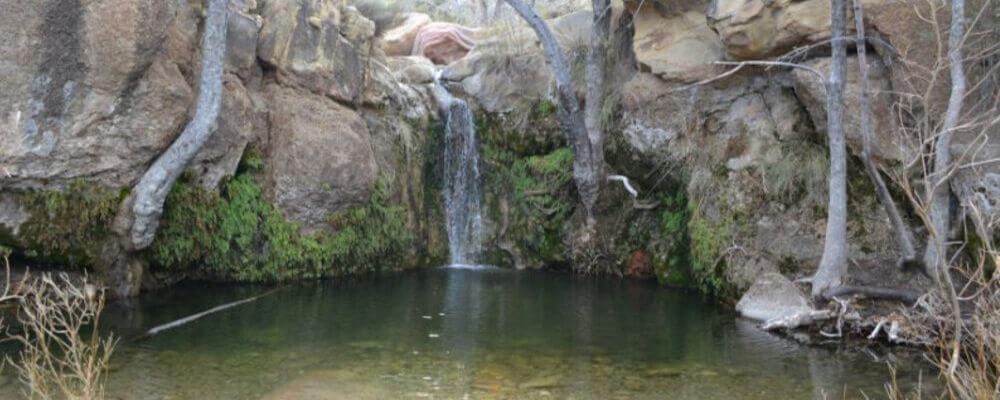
[[708, 0, 833, 59], [388, 56, 436, 85], [340, 5, 376, 45], [187, 75, 263, 190], [0, 0, 184, 189], [725, 256, 780, 294], [225, 8, 263, 80], [411, 22, 478, 65], [441, 11, 589, 114], [383, 13, 432, 56], [792, 56, 907, 162], [0, 194, 29, 239], [264, 85, 378, 234], [736, 272, 811, 321], [258, 0, 365, 103], [633, 5, 725, 82]]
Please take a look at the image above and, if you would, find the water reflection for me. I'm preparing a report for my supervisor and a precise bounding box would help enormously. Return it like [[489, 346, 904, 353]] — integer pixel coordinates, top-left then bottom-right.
[[0, 268, 936, 399]]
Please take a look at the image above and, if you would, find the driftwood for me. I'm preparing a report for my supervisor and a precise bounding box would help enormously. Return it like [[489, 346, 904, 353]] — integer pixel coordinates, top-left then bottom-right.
[[134, 288, 277, 341], [762, 309, 836, 331]]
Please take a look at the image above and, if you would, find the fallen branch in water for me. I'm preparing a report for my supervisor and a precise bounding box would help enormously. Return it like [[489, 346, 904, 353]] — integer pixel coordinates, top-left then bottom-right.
[[134, 288, 278, 341]]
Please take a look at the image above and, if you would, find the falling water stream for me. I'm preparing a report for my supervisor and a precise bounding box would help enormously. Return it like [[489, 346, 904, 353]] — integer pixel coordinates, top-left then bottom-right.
[[432, 75, 484, 266]]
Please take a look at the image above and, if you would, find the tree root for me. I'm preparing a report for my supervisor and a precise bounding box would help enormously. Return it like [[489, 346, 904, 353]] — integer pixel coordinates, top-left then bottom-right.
[[822, 285, 923, 305]]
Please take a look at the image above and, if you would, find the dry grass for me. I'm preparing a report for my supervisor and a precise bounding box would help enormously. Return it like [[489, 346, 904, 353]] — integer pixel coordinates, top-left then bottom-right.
[[1, 255, 117, 400]]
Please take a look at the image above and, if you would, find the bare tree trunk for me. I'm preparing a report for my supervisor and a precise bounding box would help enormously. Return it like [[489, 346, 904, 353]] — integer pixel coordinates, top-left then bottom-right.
[[503, 0, 606, 225], [127, 0, 229, 250], [103, 0, 228, 298], [924, 0, 967, 281], [927, 0, 967, 375], [852, 0, 919, 268], [812, 0, 849, 298], [579, 0, 610, 227]]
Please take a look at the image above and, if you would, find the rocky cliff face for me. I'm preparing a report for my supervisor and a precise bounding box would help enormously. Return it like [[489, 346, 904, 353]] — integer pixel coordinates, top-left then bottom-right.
[[0, 0, 446, 288], [0, 0, 994, 298], [441, 0, 997, 295]]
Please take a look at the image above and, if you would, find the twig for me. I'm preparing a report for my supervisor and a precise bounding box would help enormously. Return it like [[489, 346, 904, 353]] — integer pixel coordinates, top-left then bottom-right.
[[713, 61, 825, 81]]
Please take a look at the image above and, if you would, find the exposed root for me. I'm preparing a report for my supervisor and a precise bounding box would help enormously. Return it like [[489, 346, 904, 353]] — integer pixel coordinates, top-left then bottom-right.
[[823, 285, 923, 305]]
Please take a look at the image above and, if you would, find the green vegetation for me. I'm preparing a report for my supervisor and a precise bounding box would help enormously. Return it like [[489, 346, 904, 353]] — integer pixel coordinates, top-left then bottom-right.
[[485, 145, 576, 264], [758, 140, 828, 210], [687, 203, 736, 297], [18, 179, 127, 267], [653, 191, 692, 286], [151, 155, 413, 282]]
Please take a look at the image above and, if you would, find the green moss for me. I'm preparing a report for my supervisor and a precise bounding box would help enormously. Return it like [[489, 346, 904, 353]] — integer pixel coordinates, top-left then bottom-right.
[[687, 203, 736, 297], [653, 191, 692, 286], [484, 143, 576, 265], [478, 102, 564, 156], [18, 179, 127, 267], [151, 160, 414, 282]]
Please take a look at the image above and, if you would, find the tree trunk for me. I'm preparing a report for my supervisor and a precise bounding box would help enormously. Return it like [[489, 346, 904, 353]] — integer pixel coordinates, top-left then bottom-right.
[[103, 0, 228, 297], [126, 0, 229, 250], [504, 0, 605, 225], [578, 0, 610, 227], [927, 0, 967, 374], [924, 0, 967, 281], [852, 0, 919, 268], [812, 0, 849, 298]]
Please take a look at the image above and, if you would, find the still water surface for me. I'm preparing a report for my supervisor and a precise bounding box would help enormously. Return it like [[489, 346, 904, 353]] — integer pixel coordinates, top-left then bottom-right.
[[5, 267, 936, 399]]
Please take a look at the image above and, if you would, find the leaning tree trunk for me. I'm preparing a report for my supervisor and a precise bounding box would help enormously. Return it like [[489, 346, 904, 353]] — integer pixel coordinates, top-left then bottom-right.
[[503, 0, 604, 224], [924, 0, 967, 282], [852, 0, 919, 269], [103, 0, 228, 297], [811, 0, 849, 298]]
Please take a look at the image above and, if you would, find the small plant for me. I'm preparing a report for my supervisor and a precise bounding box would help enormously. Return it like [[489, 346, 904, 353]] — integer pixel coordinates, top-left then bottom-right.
[[6, 272, 117, 400]]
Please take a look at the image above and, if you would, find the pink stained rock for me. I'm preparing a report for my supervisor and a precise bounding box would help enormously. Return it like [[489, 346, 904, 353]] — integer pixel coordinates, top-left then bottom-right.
[[411, 22, 478, 65]]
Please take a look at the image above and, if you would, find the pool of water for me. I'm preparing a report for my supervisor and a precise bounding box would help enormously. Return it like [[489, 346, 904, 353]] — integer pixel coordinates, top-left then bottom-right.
[[2, 267, 936, 399]]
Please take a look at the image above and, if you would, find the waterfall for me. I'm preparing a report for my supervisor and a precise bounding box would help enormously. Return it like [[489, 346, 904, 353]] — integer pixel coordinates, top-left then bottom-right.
[[432, 75, 484, 266]]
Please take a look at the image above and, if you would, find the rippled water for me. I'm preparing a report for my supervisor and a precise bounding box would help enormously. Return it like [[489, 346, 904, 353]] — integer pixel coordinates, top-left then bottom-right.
[[1, 268, 936, 399]]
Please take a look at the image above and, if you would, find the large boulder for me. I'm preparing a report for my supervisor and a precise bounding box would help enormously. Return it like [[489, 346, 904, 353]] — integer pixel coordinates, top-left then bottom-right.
[[263, 85, 378, 234], [225, 6, 263, 81], [708, 0, 834, 59], [791, 56, 908, 162], [411, 22, 478, 65], [633, 4, 725, 82], [383, 13, 432, 56], [388, 56, 436, 85], [257, 0, 368, 103], [441, 11, 590, 113], [186, 75, 265, 190], [0, 0, 185, 189], [736, 272, 812, 321]]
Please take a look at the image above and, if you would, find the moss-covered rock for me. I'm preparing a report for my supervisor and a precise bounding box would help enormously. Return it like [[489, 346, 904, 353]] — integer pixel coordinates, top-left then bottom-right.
[[13, 180, 127, 267], [150, 154, 416, 282]]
